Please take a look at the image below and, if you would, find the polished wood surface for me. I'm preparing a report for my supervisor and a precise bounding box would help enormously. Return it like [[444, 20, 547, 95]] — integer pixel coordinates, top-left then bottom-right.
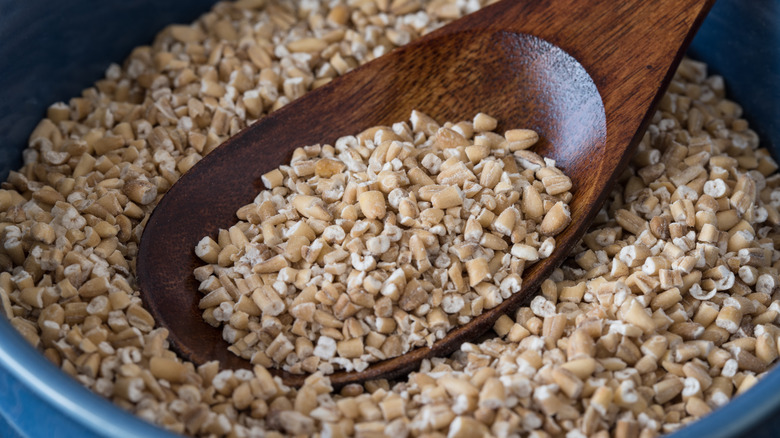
[[137, 0, 714, 387]]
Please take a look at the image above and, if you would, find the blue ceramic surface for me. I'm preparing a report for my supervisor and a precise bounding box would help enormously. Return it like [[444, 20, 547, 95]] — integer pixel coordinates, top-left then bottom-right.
[[0, 0, 778, 437]]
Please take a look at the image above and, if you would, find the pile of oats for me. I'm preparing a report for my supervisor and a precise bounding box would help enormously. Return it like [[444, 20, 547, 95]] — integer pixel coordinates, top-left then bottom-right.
[[194, 110, 572, 373], [1, 1, 779, 436]]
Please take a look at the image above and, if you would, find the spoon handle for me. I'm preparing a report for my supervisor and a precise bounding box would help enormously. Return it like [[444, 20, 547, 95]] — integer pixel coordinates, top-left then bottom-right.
[[460, 0, 716, 87], [451, 0, 716, 156]]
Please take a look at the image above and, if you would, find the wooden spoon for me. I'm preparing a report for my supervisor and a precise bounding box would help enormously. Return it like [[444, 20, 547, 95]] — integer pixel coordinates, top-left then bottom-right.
[[137, 0, 714, 387]]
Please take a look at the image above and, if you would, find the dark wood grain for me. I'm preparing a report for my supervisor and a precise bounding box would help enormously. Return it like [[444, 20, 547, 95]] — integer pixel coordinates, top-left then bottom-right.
[[137, 0, 714, 387]]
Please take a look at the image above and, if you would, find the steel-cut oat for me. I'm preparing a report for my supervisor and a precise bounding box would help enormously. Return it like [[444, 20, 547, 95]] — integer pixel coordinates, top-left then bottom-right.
[[1, 0, 780, 437], [193, 111, 572, 373]]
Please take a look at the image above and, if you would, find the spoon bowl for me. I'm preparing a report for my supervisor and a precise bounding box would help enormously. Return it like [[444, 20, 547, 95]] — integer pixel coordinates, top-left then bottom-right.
[[138, 0, 714, 386]]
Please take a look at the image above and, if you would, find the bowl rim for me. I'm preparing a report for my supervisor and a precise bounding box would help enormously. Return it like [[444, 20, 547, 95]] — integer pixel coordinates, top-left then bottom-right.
[[4, 309, 780, 438]]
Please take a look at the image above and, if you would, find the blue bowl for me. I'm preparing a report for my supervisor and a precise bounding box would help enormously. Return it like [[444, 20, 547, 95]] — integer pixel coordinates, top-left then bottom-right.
[[0, 1, 778, 436]]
